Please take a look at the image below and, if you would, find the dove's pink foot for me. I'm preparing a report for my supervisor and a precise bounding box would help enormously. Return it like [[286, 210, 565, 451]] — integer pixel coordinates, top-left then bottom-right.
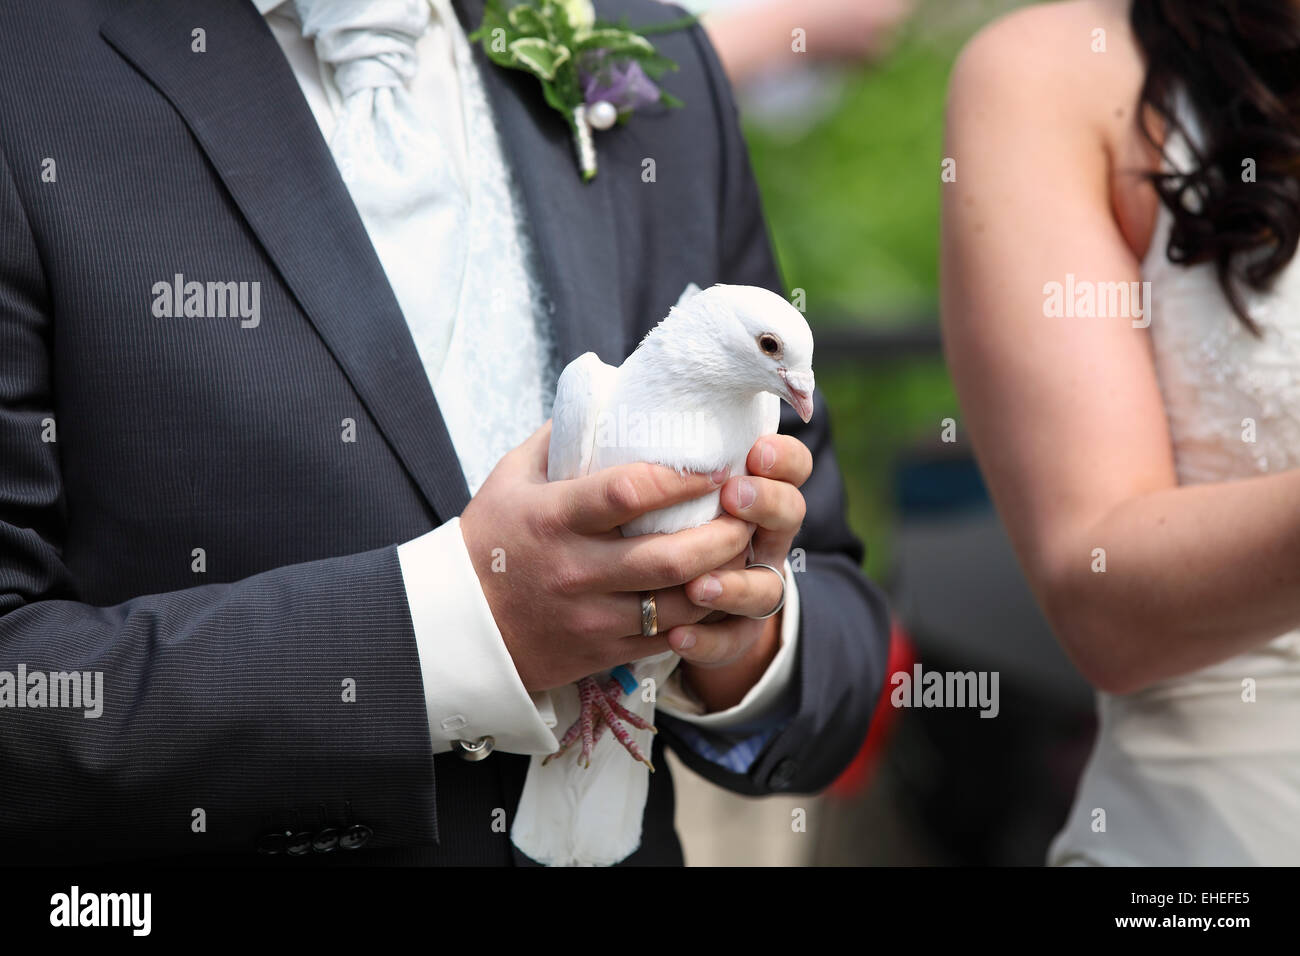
[[543, 675, 657, 771]]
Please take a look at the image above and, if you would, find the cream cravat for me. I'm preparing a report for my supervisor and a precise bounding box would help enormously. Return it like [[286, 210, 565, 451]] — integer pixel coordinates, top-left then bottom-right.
[[293, 0, 469, 383]]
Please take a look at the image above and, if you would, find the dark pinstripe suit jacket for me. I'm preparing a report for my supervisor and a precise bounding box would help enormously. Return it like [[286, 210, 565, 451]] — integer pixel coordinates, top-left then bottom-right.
[[0, 0, 891, 865]]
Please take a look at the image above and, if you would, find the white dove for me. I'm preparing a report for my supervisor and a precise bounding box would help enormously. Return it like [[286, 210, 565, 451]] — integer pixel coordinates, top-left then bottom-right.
[[510, 282, 815, 867]]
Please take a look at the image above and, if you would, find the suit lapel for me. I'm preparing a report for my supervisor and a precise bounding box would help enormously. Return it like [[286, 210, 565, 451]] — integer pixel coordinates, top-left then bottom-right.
[[101, 0, 627, 527], [101, 0, 472, 522], [451, 0, 625, 369]]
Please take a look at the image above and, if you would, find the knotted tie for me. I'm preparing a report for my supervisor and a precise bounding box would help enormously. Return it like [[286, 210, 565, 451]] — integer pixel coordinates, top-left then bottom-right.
[[294, 0, 469, 383]]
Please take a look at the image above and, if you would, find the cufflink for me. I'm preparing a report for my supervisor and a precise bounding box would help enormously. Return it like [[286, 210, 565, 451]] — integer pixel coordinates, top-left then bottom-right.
[[456, 735, 495, 761]]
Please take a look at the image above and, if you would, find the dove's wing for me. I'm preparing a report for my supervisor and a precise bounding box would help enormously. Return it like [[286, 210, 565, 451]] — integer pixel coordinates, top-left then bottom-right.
[[548, 351, 619, 482], [675, 282, 703, 307], [514, 352, 632, 866]]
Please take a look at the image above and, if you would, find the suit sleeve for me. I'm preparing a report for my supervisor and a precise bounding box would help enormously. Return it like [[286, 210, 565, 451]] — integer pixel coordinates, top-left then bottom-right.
[[0, 145, 438, 862], [655, 22, 893, 796]]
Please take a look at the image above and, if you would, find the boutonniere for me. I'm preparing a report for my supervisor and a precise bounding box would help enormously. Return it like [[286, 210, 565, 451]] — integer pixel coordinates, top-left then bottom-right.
[[470, 0, 694, 182]]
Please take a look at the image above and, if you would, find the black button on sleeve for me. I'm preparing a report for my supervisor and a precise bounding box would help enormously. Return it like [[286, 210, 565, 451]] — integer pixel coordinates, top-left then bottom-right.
[[312, 827, 341, 854], [340, 824, 373, 850], [257, 831, 289, 855]]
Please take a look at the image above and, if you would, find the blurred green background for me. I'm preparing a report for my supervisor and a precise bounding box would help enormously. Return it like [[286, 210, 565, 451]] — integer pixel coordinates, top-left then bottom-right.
[[667, 0, 1080, 868], [740, 5, 991, 582]]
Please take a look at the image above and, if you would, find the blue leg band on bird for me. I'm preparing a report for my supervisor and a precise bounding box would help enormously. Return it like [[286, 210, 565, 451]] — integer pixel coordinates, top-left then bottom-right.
[[611, 665, 639, 696]]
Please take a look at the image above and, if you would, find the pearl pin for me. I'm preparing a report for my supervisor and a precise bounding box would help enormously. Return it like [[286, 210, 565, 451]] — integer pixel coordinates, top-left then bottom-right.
[[587, 100, 618, 131]]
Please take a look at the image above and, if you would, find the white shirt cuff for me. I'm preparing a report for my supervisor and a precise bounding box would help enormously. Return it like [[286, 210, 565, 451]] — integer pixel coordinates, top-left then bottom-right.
[[397, 517, 559, 755], [656, 556, 801, 730]]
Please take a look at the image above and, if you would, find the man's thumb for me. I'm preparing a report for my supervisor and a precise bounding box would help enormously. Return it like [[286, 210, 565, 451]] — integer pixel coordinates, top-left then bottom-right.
[[518, 419, 552, 476]]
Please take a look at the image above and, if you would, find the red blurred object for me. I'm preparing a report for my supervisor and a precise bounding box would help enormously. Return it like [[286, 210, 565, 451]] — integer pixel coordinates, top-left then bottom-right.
[[828, 619, 914, 799]]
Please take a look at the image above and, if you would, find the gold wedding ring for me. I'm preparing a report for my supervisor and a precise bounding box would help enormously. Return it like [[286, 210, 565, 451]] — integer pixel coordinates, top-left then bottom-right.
[[640, 592, 658, 637]]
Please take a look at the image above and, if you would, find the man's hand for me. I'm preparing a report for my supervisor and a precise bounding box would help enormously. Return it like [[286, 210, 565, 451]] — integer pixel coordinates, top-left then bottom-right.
[[460, 421, 752, 692], [672, 434, 813, 712]]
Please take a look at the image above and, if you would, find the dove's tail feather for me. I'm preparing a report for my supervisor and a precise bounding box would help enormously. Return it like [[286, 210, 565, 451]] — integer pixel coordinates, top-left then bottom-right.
[[511, 653, 679, 866]]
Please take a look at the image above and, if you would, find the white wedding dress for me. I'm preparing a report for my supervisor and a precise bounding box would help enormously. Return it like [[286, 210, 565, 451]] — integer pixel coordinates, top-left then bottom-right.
[[1048, 107, 1300, 866]]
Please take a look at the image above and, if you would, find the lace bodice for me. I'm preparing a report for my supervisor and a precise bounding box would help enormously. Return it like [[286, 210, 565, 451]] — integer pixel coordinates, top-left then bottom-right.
[[1141, 109, 1300, 678], [1143, 118, 1300, 485]]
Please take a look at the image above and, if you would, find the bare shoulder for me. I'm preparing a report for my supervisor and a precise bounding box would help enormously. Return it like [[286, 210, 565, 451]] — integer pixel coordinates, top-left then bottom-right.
[[946, 1, 1160, 253], [948, 0, 1144, 141]]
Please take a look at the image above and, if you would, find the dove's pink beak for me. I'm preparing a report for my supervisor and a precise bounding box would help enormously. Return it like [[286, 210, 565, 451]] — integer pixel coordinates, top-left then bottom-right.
[[779, 369, 815, 424]]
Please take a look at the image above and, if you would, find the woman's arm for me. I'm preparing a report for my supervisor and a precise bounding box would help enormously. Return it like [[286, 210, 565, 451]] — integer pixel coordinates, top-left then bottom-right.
[[941, 4, 1300, 695]]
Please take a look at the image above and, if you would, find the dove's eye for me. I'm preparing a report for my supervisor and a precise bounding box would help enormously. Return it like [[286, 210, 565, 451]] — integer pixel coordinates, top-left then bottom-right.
[[757, 333, 783, 358]]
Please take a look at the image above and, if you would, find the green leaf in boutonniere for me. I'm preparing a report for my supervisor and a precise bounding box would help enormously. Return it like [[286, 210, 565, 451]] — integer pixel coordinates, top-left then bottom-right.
[[507, 5, 552, 37], [571, 29, 654, 57], [470, 0, 696, 182], [509, 37, 570, 79]]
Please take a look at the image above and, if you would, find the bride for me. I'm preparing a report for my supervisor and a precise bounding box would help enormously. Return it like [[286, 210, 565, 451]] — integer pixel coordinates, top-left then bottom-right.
[[942, 0, 1300, 865]]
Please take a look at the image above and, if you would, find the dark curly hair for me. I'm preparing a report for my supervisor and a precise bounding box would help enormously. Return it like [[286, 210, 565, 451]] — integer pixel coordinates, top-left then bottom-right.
[[1131, 0, 1300, 333]]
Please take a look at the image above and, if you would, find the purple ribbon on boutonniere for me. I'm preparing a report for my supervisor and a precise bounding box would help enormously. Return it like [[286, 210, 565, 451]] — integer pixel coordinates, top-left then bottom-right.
[[580, 52, 663, 116]]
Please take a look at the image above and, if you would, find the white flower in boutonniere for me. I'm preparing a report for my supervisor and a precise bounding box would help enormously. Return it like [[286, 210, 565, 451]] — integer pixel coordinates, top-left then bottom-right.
[[560, 0, 596, 32], [470, 0, 695, 182]]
